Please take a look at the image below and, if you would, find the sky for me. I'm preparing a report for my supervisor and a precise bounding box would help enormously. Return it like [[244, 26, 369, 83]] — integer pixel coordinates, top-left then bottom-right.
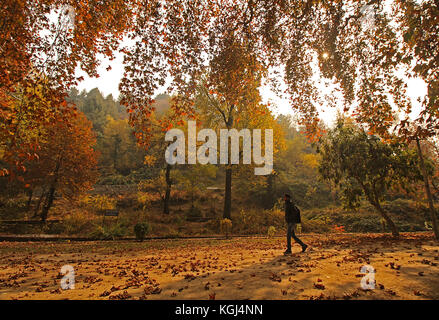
[[75, 48, 428, 128], [71, 0, 429, 128]]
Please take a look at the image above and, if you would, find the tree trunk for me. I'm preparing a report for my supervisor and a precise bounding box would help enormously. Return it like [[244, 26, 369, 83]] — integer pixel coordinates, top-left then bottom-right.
[[40, 155, 62, 222], [222, 105, 234, 220], [26, 189, 33, 211], [373, 199, 399, 238], [360, 179, 399, 238], [41, 185, 56, 222], [416, 137, 439, 240], [33, 188, 46, 218], [223, 166, 232, 219], [163, 164, 171, 214], [266, 173, 275, 209], [431, 180, 439, 200]]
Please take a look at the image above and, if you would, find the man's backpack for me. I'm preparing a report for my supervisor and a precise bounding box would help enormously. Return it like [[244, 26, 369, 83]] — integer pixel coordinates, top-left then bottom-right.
[[292, 205, 301, 223]]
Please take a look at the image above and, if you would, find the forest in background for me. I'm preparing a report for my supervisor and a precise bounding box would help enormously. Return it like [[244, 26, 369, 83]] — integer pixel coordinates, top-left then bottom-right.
[[1, 87, 438, 239]]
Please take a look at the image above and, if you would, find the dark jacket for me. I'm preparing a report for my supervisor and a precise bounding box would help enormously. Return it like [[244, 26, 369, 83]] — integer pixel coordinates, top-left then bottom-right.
[[285, 200, 300, 223]]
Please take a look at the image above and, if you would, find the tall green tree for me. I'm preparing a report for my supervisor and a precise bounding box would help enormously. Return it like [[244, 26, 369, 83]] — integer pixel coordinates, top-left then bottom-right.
[[195, 79, 284, 219], [318, 118, 423, 237]]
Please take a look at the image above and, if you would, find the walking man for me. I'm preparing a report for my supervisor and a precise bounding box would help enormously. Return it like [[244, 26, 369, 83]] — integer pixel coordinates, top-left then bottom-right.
[[284, 194, 307, 255]]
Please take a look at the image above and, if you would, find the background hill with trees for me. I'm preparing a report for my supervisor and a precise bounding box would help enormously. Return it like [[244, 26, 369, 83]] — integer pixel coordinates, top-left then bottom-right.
[[1, 86, 437, 239]]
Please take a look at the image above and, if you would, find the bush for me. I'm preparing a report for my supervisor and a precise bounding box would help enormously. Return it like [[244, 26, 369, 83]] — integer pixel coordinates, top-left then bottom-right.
[[347, 219, 381, 233], [332, 225, 346, 233], [425, 221, 433, 231], [89, 221, 128, 240], [266, 209, 285, 228], [0, 197, 27, 220], [267, 226, 276, 238], [396, 222, 425, 232], [171, 214, 185, 226], [220, 218, 232, 238], [97, 174, 134, 185], [187, 205, 202, 219], [232, 208, 284, 234], [299, 199, 430, 234], [165, 228, 183, 238], [301, 217, 332, 233], [116, 196, 137, 209], [45, 222, 66, 234], [134, 221, 151, 241], [63, 211, 97, 235], [206, 218, 221, 233], [78, 195, 116, 212], [137, 192, 156, 211]]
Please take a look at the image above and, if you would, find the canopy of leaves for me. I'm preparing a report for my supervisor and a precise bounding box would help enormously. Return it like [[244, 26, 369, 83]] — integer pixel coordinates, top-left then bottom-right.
[[318, 117, 423, 209]]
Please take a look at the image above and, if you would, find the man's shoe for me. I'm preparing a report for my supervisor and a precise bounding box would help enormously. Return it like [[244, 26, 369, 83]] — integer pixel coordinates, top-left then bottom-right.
[[301, 244, 308, 253], [283, 250, 292, 255]]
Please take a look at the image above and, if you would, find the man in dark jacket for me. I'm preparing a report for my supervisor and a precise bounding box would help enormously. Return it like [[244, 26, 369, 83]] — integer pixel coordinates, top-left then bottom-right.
[[284, 194, 307, 254]]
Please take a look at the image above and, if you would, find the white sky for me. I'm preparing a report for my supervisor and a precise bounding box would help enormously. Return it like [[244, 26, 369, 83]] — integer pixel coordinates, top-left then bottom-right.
[[71, 0, 428, 128], [75, 49, 428, 128]]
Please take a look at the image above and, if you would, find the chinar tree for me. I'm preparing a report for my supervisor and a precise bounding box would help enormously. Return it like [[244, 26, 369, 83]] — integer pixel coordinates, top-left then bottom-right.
[[318, 117, 423, 238]]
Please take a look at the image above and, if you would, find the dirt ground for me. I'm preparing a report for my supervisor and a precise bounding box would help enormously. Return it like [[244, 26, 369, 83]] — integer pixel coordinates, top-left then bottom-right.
[[0, 232, 438, 300]]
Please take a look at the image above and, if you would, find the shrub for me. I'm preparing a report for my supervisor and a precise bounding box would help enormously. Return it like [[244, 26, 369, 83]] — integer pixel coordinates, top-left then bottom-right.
[[220, 218, 232, 238], [380, 218, 387, 232], [98, 174, 134, 185], [266, 209, 284, 227], [134, 221, 151, 241], [272, 198, 284, 212], [137, 192, 156, 211], [267, 226, 276, 238], [78, 194, 93, 208], [347, 219, 381, 233], [165, 227, 182, 238], [206, 218, 221, 233], [0, 197, 28, 220], [171, 214, 185, 226], [78, 195, 116, 212], [233, 209, 258, 233], [332, 225, 346, 233], [116, 196, 137, 209], [45, 222, 66, 234], [89, 221, 128, 240], [396, 222, 424, 232], [232, 208, 284, 234], [425, 221, 433, 231], [187, 205, 202, 219], [301, 217, 332, 233], [63, 211, 97, 235]]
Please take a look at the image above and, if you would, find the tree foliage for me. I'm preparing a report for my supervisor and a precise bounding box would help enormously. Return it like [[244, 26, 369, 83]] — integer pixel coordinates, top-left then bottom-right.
[[1, 0, 133, 178], [318, 117, 423, 237], [24, 110, 98, 220]]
